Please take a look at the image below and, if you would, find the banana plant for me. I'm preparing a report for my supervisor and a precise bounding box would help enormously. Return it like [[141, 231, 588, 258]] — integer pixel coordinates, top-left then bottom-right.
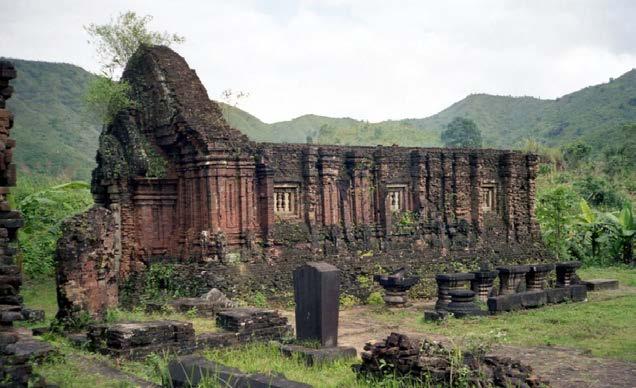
[[606, 203, 635, 265], [577, 200, 612, 263]]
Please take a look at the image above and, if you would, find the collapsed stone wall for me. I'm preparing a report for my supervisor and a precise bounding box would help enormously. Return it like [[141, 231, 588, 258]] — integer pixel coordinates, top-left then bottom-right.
[[56, 45, 550, 317]]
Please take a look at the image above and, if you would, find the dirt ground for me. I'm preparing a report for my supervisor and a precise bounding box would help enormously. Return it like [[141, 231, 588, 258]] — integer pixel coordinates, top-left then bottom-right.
[[283, 300, 636, 388]]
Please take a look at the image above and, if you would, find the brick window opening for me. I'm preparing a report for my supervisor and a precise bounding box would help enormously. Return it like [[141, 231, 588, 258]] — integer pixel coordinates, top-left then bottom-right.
[[481, 185, 496, 212], [386, 185, 407, 212], [274, 184, 300, 217]]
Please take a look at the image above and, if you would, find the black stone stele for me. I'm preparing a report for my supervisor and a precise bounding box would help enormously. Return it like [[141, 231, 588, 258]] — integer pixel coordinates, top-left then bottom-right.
[[434, 272, 475, 310], [470, 270, 499, 302], [555, 261, 582, 287], [525, 264, 554, 291], [293, 261, 340, 347], [446, 289, 485, 317], [496, 265, 530, 295], [373, 267, 420, 307]]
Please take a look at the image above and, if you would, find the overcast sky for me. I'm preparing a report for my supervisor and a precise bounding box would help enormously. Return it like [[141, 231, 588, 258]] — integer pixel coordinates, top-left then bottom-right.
[[3, 0, 635, 123]]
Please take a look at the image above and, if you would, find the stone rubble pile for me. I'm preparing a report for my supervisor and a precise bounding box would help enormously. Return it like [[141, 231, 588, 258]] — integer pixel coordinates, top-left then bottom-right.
[[355, 333, 549, 387], [87, 321, 196, 359], [216, 307, 289, 334]]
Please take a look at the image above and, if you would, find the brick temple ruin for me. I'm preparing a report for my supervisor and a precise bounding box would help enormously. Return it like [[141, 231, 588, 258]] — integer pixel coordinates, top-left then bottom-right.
[[57, 46, 550, 318]]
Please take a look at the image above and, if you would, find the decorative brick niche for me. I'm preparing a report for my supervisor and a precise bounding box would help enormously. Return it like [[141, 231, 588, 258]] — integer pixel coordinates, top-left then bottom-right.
[[274, 183, 301, 218]]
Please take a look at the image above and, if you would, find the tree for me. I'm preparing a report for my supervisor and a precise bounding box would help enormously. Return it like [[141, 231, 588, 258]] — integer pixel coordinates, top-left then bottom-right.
[[83, 11, 185, 124], [440, 117, 483, 148], [561, 141, 591, 168], [536, 185, 579, 260], [85, 11, 185, 78]]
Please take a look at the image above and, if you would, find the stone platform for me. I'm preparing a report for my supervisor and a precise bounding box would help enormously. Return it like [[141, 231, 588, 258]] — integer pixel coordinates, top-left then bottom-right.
[[488, 285, 587, 313], [581, 279, 619, 291]]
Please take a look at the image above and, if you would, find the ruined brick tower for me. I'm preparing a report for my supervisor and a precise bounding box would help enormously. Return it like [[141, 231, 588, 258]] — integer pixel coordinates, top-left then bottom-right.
[[57, 46, 549, 318]]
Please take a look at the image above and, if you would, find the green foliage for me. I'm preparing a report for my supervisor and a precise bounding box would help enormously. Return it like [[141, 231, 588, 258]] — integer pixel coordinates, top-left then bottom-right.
[[606, 203, 635, 264], [16, 177, 93, 277], [440, 117, 483, 148], [366, 291, 385, 306], [573, 175, 628, 209], [141, 264, 176, 302], [536, 185, 579, 260], [84, 11, 185, 77], [83, 11, 185, 125], [561, 141, 591, 168], [84, 76, 132, 124], [241, 291, 268, 308], [339, 293, 361, 309]]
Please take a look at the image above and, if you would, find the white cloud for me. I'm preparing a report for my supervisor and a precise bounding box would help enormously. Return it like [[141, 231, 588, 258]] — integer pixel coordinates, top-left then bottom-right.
[[2, 0, 635, 122]]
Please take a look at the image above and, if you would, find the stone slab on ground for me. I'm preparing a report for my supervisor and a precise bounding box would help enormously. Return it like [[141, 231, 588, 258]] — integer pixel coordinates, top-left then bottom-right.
[[88, 320, 195, 349], [168, 355, 311, 388], [279, 343, 357, 366], [489, 286, 587, 313], [196, 325, 291, 349], [216, 308, 288, 333], [581, 279, 619, 291], [0, 328, 54, 387], [87, 320, 196, 360], [169, 298, 223, 317]]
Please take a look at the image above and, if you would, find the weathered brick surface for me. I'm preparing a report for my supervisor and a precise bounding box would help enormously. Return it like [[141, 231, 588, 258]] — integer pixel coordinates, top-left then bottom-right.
[[57, 46, 551, 317]]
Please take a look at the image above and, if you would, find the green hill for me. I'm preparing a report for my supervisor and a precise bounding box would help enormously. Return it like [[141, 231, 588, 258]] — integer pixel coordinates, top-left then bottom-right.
[[5, 58, 635, 182], [224, 68, 636, 149], [5, 59, 101, 181]]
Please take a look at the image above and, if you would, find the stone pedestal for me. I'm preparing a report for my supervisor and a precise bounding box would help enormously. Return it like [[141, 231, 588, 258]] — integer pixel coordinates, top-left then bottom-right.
[[446, 290, 485, 318], [525, 264, 554, 291], [373, 268, 419, 307], [470, 270, 499, 302], [496, 265, 530, 295], [434, 273, 475, 310], [556, 261, 581, 288], [293, 262, 340, 347]]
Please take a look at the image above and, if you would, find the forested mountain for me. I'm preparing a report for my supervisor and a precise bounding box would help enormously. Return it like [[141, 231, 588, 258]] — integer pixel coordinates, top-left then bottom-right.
[[6, 58, 635, 181], [5, 59, 101, 180], [225, 68, 636, 149]]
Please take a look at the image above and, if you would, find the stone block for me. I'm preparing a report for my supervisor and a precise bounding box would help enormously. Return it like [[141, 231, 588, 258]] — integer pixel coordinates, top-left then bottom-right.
[[293, 262, 340, 347], [279, 344, 357, 366], [487, 293, 523, 313], [581, 279, 619, 291], [488, 290, 550, 313], [545, 287, 569, 304], [87, 320, 195, 357], [569, 284, 587, 302], [216, 308, 288, 333], [519, 290, 547, 308], [168, 355, 311, 388], [21, 308, 45, 322]]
